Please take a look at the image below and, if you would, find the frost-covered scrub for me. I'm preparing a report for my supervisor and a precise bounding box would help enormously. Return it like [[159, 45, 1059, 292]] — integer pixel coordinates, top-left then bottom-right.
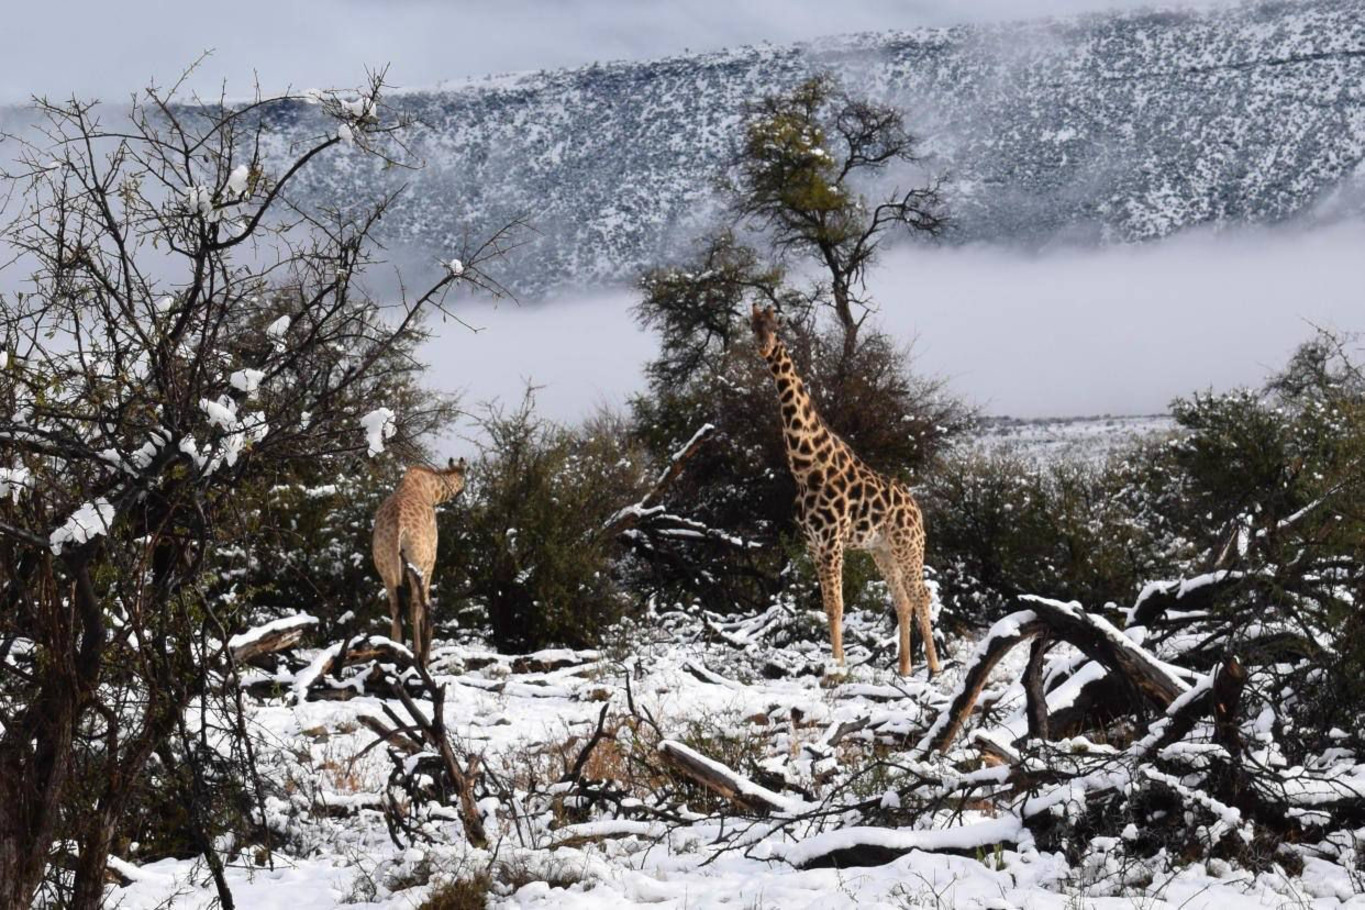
[[97, 332, 1365, 909], [0, 70, 507, 907], [109, 585, 1364, 909]]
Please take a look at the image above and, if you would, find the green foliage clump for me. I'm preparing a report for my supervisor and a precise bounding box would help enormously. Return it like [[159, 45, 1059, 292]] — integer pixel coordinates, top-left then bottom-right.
[[923, 442, 1183, 624], [436, 396, 647, 652]]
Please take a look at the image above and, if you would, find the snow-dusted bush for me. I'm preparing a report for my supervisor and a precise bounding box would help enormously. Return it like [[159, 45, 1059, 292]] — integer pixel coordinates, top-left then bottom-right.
[[435, 394, 647, 651], [0, 71, 499, 907], [922, 441, 1182, 624], [631, 255, 972, 611]]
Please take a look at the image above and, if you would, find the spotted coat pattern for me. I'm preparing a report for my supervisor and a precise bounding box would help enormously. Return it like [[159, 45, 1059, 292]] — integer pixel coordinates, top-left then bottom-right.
[[371, 460, 467, 665], [751, 305, 940, 677]]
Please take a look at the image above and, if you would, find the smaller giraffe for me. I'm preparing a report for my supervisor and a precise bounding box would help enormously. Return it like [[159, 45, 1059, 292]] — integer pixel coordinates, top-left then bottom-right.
[[750, 304, 941, 677], [372, 458, 467, 666]]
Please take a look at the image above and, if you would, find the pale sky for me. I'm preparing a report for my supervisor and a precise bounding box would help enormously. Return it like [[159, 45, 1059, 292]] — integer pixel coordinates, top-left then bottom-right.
[[6, 0, 1354, 437], [2, 0, 1241, 104]]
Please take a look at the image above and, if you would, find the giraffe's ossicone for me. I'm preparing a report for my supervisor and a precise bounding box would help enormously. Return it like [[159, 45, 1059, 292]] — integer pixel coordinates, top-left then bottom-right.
[[371, 458, 468, 666], [750, 304, 941, 677]]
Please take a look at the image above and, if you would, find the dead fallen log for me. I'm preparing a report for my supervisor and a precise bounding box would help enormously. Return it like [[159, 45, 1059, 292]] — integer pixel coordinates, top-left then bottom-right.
[[1136, 656, 1246, 758], [1126, 571, 1242, 630], [290, 635, 416, 703], [771, 816, 1026, 869], [228, 614, 318, 665], [922, 597, 1192, 754], [918, 612, 1047, 754], [599, 423, 715, 540], [657, 739, 802, 814], [510, 648, 600, 674], [1023, 596, 1188, 708]]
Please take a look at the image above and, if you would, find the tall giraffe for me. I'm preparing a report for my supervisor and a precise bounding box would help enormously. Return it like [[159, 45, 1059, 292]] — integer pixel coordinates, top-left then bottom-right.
[[750, 304, 940, 677], [372, 458, 467, 666]]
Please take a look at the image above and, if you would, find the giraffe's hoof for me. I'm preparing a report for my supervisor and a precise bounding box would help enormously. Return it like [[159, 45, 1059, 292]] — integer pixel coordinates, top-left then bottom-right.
[[819, 662, 850, 687]]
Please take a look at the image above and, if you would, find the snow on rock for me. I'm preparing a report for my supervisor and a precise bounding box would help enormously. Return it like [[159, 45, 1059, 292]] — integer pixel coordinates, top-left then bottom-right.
[[361, 407, 397, 457], [50, 498, 116, 554]]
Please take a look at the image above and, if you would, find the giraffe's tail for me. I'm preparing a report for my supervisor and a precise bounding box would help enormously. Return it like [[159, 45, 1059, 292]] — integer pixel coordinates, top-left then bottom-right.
[[398, 546, 429, 662]]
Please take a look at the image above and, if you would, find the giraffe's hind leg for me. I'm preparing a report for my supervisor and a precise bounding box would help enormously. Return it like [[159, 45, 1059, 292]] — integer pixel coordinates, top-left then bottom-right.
[[387, 586, 403, 644], [906, 570, 941, 677], [418, 575, 434, 666], [872, 547, 914, 677]]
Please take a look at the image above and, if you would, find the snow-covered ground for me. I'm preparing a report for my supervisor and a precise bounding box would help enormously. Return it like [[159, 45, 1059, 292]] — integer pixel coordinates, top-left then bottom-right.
[[112, 597, 1363, 909], [969, 415, 1176, 463]]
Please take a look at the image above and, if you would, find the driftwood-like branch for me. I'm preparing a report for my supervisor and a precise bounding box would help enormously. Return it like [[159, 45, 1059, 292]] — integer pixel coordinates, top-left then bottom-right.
[[227, 614, 318, 665], [388, 664, 489, 849], [920, 614, 1046, 754], [1023, 634, 1053, 741], [599, 423, 716, 539], [561, 703, 612, 786], [924, 597, 1192, 754], [1023, 596, 1187, 708], [657, 739, 798, 814]]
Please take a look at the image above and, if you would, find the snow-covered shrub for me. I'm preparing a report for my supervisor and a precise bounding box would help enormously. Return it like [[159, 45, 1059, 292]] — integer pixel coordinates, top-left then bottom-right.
[[435, 394, 647, 651], [922, 441, 1182, 625], [0, 70, 501, 906]]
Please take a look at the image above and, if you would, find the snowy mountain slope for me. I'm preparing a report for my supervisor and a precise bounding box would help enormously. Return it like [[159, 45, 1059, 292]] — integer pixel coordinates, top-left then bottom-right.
[[259, 0, 1365, 296]]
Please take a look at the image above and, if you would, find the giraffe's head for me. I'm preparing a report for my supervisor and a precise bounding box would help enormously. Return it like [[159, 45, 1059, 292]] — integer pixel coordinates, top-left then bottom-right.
[[432, 457, 468, 504], [750, 304, 780, 358]]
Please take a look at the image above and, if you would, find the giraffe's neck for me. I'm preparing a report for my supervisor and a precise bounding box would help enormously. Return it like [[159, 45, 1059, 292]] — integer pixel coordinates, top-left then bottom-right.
[[401, 468, 450, 506], [764, 340, 842, 484]]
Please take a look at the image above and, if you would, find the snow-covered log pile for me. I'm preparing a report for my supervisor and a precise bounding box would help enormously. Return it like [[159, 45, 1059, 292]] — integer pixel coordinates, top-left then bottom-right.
[[107, 573, 1353, 908]]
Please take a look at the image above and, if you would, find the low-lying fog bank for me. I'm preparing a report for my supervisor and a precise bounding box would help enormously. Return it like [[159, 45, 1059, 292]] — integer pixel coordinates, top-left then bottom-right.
[[424, 220, 1363, 449]]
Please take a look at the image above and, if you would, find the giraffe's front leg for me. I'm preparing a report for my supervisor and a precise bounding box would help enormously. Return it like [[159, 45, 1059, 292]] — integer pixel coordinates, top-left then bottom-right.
[[815, 545, 846, 667]]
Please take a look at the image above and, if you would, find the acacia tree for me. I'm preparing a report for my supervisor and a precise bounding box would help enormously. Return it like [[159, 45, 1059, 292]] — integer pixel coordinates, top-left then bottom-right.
[[626, 78, 965, 609], [732, 73, 947, 361], [0, 72, 509, 909]]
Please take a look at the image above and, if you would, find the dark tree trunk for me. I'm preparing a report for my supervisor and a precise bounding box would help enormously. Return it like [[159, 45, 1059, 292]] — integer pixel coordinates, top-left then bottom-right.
[[0, 556, 101, 910], [0, 706, 77, 910], [831, 276, 858, 363]]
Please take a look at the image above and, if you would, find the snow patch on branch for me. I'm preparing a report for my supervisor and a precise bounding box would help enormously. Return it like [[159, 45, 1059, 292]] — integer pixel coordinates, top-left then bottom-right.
[[230, 368, 265, 396], [361, 407, 397, 457], [0, 466, 31, 503], [50, 498, 116, 554]]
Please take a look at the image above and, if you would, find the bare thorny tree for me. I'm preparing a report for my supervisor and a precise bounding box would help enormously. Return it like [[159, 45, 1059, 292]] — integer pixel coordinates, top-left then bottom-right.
[[0, 68, 520, 909]]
